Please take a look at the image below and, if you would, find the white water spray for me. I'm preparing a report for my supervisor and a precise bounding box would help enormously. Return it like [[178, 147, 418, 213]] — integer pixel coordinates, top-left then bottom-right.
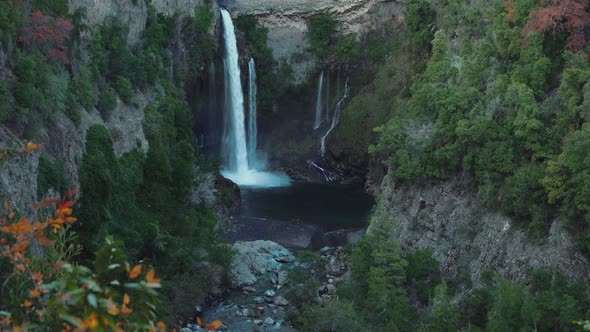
[[219, 8, 290, 187], [313, 71, 324, 130], [321, 78, 349, 156], [248, 58, 257, 165]]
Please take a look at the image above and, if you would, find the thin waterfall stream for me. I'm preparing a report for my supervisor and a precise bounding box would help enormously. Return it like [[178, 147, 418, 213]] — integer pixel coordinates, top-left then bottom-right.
[[247, 58, 257, 166], [313, 71, 324, 130], [321, 78, 349, 156]]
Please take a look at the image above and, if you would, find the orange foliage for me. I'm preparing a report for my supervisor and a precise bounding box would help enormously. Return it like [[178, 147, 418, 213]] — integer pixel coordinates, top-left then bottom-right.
[[18, 11, 74, 64], [127, 264, 142, 279], [524, 0, 590, 52], [205, 320, 222, 330], [504, 0, 516, 22], [145, 269, 161, 285]]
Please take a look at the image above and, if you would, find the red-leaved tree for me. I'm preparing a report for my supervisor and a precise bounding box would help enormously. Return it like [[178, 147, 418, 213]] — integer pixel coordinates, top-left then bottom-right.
[[524, 0, 590, 52], [18, 11, 74, 64]]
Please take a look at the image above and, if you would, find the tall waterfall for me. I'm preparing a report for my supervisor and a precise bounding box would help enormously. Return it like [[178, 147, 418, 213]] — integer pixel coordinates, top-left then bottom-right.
[[219, 8, 290, 187], [220, 8, 248, 173], [321, 78, 349, 156], [248, 58, 257, 165], [313, 72, 324, 130]]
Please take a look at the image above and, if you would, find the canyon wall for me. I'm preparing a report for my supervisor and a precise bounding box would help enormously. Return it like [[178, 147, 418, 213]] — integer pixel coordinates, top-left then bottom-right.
[[69, 0, 209, 44], [222, 0, 405, 81], [369, 173, 590, 287]]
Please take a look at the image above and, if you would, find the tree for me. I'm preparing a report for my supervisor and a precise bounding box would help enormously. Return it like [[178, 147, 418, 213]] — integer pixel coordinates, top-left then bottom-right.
[[305, 12, 339, 62], [405, 0, 435, 50], [77, 125, 119, 254], [422, 283, 459, 332], [19, 11, 74, 64], [524, 0, 590, 52]]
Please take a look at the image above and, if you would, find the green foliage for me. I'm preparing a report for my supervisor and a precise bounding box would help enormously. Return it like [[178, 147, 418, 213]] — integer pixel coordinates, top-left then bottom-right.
[[77, 125, 119, 253], [0, 79, 16, 123], [32, 0, 69, 18], [346, 215, 418, 331], [503, 164, 549, 239], [406, 249, 442, 304], [367, 0, 590, 248], [76, 86, 228, 322], [37, 155, 67, 198], [144, 5, 176, 51], [405, 0, 435, 50], [97, 87, 117, 120], [71, 66, 95, 111], [194, 5, 213, 34], [305, 12, 339, 63], [286, 266, 321, 311], [114, 76, 134, 104], [347, 226, 590, 331], [0, 0, 23, 48], [234, 15, 291, 116], [421, 283, 459, 332], [299, 300, 368, 332], [543, 124, 590, 252]]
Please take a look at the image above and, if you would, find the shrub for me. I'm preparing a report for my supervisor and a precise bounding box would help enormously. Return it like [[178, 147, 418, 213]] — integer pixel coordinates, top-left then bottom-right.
[[37, 155, 67, 198], [114, 76, 134, 104], [299, 300, 367, 332], [97, 87, 117, 120], [194, 5, 213, 34], [305, 12, 339, 62]]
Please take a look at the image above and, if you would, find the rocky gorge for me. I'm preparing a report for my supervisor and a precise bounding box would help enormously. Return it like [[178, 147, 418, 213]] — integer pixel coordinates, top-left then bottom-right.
[[1, 0, 590, 330]]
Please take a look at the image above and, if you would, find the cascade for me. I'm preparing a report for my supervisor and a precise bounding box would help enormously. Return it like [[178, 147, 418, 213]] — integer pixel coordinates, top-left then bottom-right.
[[219, 8, 290, 187], [325, 72, 330, 121], [248, 58, 257, 165], [313, 72, 324, 130], [321, 78, 349, 156]]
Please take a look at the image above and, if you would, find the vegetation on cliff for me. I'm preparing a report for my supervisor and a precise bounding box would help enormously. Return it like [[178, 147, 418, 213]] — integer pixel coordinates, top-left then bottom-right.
[[298, 215, 590, 331], [319, 0, 590, 255], [0, 0, 230, 328]]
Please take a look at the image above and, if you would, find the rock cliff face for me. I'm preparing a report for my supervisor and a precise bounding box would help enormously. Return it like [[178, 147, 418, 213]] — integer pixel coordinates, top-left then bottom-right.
[[370, 172, 590, 287], [221, 0, 404, 81], [69, 0, 207, 44], [0, 91, 152, 206]]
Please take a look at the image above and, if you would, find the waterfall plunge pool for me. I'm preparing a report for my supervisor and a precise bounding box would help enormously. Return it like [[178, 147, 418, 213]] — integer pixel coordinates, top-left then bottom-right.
[[220, 169, 291, 187], [239, 181, 374, 230], [226, 181, 374, 249]]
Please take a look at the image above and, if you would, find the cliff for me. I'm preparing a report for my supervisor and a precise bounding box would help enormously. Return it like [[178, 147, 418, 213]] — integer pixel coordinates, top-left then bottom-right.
[[69, 0, 209, 44], [369, 172, 590, 287], [221, 0, 404, 81]]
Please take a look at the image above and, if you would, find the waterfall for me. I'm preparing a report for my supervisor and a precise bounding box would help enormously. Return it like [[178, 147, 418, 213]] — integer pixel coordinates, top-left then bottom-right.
[[321, 78, 349, 156], [219, 8, 290, 187], [248, 58, 257, 165], [325, 72, 330, 122], [313, 72, 324, 130], [220, 8, 248, 173]]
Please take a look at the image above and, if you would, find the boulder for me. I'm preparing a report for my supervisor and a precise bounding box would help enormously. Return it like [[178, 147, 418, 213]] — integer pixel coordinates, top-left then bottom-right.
[[229, 241, 295, 288], [277, 270, 288, 286], [273, 295, 289, 306]]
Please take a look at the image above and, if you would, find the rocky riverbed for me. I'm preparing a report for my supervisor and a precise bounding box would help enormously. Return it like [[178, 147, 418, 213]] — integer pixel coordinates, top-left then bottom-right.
[[180, 241, 353, 331]]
